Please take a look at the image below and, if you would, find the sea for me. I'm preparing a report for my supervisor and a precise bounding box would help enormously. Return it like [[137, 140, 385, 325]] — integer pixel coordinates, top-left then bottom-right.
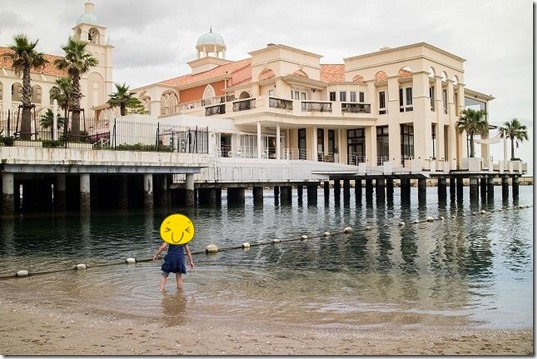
[[0, 185, 533, 330]]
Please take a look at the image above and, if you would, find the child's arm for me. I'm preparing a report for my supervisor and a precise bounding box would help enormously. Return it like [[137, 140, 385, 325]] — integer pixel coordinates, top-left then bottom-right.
[[185, 244, 194, 268], [153, 242, 168, 260]]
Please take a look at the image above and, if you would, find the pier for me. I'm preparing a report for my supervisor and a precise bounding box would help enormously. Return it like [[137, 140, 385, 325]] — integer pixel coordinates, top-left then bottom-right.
[[0, 144, 527, 214]]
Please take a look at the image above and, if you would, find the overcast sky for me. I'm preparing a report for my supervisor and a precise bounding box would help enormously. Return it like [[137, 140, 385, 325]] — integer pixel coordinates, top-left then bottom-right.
[[0, 0, 533, 169]]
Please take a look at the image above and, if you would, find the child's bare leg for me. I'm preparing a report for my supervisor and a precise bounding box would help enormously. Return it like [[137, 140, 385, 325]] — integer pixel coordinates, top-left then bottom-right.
[[159, 275, 167, 291], [175, 273, 183, 289]]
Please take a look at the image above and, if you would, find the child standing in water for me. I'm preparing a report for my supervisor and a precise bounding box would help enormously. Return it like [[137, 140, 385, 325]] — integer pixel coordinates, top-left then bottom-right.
[[153, 242, 194, 291]]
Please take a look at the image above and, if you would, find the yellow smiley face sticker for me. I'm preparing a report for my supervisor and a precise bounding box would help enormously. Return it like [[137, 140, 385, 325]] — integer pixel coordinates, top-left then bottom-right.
[[159, 214, 195, 245]]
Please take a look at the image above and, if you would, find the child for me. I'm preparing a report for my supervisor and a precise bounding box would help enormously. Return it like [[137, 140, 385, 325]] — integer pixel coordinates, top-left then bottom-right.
[[153, 242, 194, 291]]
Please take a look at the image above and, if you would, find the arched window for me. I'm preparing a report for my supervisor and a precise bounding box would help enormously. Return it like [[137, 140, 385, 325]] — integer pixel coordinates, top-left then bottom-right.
[[160, 91, 178, 116], [374, 71, 387, 82], [202, 85, 216, 105], [11, 83, 23, 102], [31, 85, 42, 104]]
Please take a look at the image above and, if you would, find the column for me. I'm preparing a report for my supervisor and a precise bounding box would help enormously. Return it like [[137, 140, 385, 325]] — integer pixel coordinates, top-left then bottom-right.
[[323, 181, 330, 203], [253, 186, 264, 206], [80, 173, 91, 213], [355, 178, 362, 203], [185, 173, 194, 207], [307, 185, 318, 205], [418, 178, 427, 206], [276, 124, 281, 160], [469, 177, 479, 201], [512, 176, 520, 198], [144, 173, 154, 209], [257, 121, 262, 159], [438, 177, 447, 203], [2, 173, 14, 214]]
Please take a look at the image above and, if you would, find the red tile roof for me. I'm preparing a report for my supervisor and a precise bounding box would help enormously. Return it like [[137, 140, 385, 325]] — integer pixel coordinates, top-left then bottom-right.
[[320, 64, 345, 83], [160, 58, 251, 87], [0, 46, 67, 77], [158, 59, 348, 89]]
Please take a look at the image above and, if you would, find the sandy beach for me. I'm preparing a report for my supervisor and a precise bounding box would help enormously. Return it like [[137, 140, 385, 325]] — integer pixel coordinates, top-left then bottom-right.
[[0, 297, 532, 356]]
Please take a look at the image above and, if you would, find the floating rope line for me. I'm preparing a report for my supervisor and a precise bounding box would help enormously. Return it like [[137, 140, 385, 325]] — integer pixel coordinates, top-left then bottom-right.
[[0, 204, 531, 280]]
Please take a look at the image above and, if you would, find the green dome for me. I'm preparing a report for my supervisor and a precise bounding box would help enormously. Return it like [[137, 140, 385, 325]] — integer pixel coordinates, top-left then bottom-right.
[[76, 13, 100, 26], [196, 28, 225, 47], [77, 2, 100, 26]]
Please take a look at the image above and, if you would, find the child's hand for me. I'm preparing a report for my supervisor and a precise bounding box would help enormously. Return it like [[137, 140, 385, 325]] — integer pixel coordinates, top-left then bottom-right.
[[189, 261, 195, 269]]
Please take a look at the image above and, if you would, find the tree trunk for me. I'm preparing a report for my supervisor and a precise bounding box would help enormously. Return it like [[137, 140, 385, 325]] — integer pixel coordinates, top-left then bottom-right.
[[71, 110, 81, 141], [511, 139, 515, 160], [20, 68, 33, 140]]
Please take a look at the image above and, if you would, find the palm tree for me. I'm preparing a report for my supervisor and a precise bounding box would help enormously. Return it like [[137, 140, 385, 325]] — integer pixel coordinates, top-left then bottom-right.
[[50, 77, 73, 139], [54, 37, 97, 141], [40, 108, 64, 139], [498, 118, 529, 160], [108, 83, 136, 116], [456, 108, 488, 158], [8, 34, 48, 140]]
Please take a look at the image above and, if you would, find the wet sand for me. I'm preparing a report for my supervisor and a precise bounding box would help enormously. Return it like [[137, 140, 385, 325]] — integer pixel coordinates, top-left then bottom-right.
[[0, 298, 532, 356]]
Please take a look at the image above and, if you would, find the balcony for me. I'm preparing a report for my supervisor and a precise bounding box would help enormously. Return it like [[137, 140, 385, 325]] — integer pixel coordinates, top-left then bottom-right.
[[176, 96, 373, 120], [205, 104, 225, 117], [342, 102, 371, 114]]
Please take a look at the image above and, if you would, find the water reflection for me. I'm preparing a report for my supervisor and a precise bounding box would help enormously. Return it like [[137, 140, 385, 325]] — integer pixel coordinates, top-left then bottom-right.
[[0, 186, 532, 329]]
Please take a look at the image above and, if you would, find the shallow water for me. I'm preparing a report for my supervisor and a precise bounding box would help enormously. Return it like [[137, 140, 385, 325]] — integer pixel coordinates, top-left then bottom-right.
[[0, 186, 533, 330]]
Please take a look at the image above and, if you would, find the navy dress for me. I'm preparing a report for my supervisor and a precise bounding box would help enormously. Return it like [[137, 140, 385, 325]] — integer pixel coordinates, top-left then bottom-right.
[[161, 244, 187, 274]]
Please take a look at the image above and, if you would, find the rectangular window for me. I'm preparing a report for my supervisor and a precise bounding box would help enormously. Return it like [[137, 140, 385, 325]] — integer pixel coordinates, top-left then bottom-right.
[[294, 91, 300, 100], [400, 87, 413, 112], [379, 91, 386, 114], [328, 130, 335, 155], [329, 92, 336, 101], [301, 92, 306, 100], [268, 89, 274, 97], [400, 124, 414, 164], [298, 128, 307, 160], [350, 91, 357, 102], [429, 86, 435, 111], [442, 89, 448, 114], [359, 91, 365, 103], [376, 126, 389, 165], [339, 91, 346, 102], [347, 128, 365, 165], [317, 128, 324, 161]]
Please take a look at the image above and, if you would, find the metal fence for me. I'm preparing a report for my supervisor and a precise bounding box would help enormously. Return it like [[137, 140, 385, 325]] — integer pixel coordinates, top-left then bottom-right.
[[0, 110, 209, 153]]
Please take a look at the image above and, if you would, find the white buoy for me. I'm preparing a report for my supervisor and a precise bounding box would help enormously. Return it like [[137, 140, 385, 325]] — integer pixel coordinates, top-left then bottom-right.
[[301, 235, 308, 240], [343, 227, 353, 233], [414, 220, 420, 223], [206, 244, 219, 253], [16, 270, 29, 277], [399, 222, 405, 227], [272, 239, 281, 243], [242, 242, 251, 249], [74, 264, 87, 270], [480, 210, 487, 214], [439, 216, 444, 220], [125, 258, 136, 264], [426, 216, 434, 222], [365, 226, 372, 230], [324, 232, 331, 237]]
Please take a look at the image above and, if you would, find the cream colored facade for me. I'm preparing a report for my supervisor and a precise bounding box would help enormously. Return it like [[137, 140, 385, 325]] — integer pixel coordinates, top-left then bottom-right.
[[0, 1, 114, 135], [133, 34, 493, 171]]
